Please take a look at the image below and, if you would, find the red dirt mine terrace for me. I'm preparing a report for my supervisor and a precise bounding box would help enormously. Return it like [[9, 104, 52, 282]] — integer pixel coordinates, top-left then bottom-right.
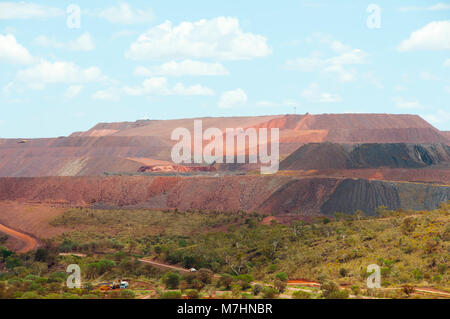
[[0, 113, 448, 177], [137, 164, 216, 173]]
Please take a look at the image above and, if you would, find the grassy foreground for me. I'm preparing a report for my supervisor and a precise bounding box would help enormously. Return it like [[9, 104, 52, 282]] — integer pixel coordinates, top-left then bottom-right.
[[0, 203, 448, 299]]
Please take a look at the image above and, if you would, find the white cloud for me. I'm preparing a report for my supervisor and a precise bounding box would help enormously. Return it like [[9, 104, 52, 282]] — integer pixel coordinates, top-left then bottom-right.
[[99, 2, 154, 24], [444, 59, 450, 67], [286, 34, 368, 83], [34, 32, 95, 51], [92, 88, 120, 102], [393, 97, 424, 109], [398, 21, 450, 51], [0, 2, 63, 19], [64, 85, 83, 99], [125, 17, 271, 61], [172, 83, 215, 95], [218, 88, 247, 108], [122, 77, 214, 96], [301, 83, 341, 103], [133, 60, 229, 77], [400, 3, 450, 12], [14, 60, 107, 90], [68, 33, 95, 51], [422, 109, 450, 126], [33, 35, 62, 48], [0, 33, 33, 64]]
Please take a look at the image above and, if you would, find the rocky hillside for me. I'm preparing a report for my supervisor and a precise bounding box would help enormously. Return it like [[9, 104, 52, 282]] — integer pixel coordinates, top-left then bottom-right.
[[0, 176, 447, 217], [280, 142, 450, 170]]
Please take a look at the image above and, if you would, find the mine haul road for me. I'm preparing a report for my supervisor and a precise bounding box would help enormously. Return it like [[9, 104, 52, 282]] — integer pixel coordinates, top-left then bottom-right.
[[0, 223, 39, 253]]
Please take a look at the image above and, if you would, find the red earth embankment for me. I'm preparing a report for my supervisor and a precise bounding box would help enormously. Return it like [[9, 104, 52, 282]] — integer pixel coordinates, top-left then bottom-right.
[[0, 175, 448, 216], [0, 176, 338, 215]]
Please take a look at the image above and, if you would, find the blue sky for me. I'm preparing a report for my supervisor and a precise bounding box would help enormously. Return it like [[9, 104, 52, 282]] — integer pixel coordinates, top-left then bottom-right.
[[0, 0, 449, 138]]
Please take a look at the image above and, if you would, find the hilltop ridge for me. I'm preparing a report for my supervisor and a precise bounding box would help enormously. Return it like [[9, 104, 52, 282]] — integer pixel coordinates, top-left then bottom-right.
[[0, 113, 448, 177]]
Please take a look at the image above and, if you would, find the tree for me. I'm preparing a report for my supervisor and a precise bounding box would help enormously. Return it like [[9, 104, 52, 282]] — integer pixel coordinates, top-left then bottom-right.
[[197, 268, 213, 285], [275, 272, 288, 282], [262, 287, 279, 299], [252, 284, 263, 296], [320, 280, 348, 299], [5, 256, 21, 269], [163, 272, 181, 289], [236, 274, 253, 290], [0, 246, 13, 261], [218, 274, 233, 290], [34, 248, 49, 262], [274, 279, 286, 293]]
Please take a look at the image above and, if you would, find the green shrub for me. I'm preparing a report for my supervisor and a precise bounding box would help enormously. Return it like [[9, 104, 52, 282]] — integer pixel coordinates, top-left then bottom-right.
[[274, 279, 286, 293], [351, 285, 360, 295], [321, 280, 348, 299], [339, 268, 349, 277], [218, 274, 233, 290], [163, 272, 181, 289], [19, 291, 41, 299], [236, 274, 253, 290], [252, 284, 263, 296], [47, 272, 67, 283], [0, 247, 13, 260], [5, 256, 21, 269], [120, 290, 136, 299], [292, 290, 312, 299], [262, 287, 279, 299], [275, 272, 288, 282], [197, 268, 213, 284], [325, 290, 349, 299], [185, 289, 200, 299], [268, 264, 277, 273], [241, 293, 252, 299], [160, 290, 182, 299]]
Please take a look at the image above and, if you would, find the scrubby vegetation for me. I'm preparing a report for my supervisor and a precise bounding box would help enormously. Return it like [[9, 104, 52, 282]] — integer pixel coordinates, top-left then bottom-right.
[[0, 202, 448, 299]]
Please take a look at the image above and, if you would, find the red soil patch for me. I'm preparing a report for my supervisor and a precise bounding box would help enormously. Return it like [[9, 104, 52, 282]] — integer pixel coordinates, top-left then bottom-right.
[[0, 201, 66, 239], [261, 216, 280, 225]]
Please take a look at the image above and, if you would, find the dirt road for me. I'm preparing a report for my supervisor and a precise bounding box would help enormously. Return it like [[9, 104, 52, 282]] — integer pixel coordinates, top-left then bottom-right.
[[138, 258, 191, 273], [0, 223, 39, 253]]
